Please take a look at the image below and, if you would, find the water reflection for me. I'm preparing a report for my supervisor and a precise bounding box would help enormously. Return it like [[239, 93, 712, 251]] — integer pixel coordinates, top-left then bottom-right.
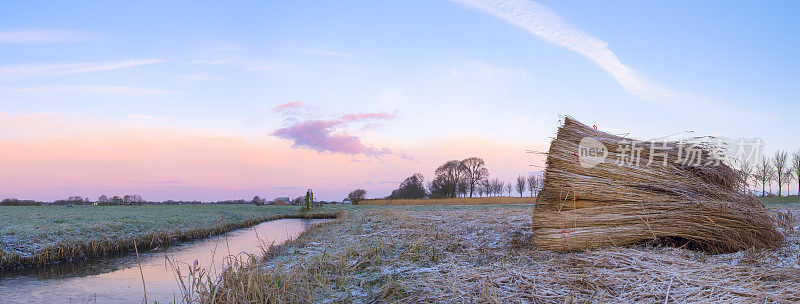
[[0, 218, 328, 304]]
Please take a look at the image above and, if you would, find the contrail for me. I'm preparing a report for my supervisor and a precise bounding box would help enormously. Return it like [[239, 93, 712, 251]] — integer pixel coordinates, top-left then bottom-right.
[[452, 0, 767, 122], [452, 0, 674, 105]]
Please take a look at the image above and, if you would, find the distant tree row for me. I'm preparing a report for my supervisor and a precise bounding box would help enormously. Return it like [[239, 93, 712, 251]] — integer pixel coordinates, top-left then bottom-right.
[[0, 198, 42, 206], [94, 194, 145, 205], [250, 195, 305, 206], [428, 157, 489, 198], [0, 195, 333, 206], [251, 196, 268, 205], [386, 174, 426, 199], [742, 150, 800, 197], [0, 195, 147, 206], [53, 196, 93, 205], [382, 157, 542, 199]]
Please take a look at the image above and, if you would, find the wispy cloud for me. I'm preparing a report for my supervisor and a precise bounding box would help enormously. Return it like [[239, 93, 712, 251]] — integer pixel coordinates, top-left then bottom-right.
[[272, 102, 395, 156], [0, 29, 100, 43], [179, 74, 224, 81], [452, 0, 766, 121], [273, 101, 308, 112], [125, 114, 176, 121], [299, 48, 349, 57], [188, 58, 286, 71], [452, 0, 674, 105], [0, 86, 176, 95], [0, 59, 165, 81]]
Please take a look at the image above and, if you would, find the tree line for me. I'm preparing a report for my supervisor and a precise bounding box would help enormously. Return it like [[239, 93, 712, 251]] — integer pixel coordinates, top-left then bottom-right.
[[0, 195, 269, 206], [739, 150, 800, 197], [383, 157, 542, 199]]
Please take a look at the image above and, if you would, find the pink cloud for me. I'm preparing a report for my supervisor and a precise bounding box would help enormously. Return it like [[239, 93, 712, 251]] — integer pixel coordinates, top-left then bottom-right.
[[272, 102, 395, 156], [273, 118, 391, 156], [273, 101, 308, 111]]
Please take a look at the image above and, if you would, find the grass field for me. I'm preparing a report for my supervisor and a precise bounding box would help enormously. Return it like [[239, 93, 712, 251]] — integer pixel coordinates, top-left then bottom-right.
[[0, 204, 348, 270], [178, 204, 800, 303], [360, 196, 537, 206], [3, 195, 791, 273], [760, 195, 800, 207]]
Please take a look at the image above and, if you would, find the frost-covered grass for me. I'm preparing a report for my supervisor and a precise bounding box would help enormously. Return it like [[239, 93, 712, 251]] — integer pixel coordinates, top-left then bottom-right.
[[0, 204, 349, 270], [179, 205, 800, 303]]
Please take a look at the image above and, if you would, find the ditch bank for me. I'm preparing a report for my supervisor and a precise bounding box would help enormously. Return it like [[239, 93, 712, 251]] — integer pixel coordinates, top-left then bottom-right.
[[0, 210, 344, 272]]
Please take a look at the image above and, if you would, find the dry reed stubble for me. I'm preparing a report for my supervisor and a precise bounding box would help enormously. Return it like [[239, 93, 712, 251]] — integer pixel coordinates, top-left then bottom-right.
[[176, 207, 800, 303]]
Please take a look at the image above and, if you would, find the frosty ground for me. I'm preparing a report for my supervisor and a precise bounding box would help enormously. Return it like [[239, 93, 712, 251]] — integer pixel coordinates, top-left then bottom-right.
[[0, 205, 345, 270], [188, 204, 800, 303]]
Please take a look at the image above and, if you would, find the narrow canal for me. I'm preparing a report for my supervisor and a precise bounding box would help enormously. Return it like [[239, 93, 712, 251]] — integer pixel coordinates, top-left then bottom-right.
[[0, 218, 331, 303]]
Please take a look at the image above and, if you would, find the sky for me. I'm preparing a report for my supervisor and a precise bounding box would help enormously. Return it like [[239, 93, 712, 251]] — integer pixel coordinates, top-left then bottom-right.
[[1, 0, 798, 201]]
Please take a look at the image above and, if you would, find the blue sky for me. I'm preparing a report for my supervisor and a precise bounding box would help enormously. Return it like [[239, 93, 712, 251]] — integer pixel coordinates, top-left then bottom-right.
[[1, 0, 798, 200]]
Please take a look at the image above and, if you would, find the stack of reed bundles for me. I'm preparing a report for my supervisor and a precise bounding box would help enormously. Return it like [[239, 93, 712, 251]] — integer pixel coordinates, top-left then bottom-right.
[[533, 117, 782, 253]]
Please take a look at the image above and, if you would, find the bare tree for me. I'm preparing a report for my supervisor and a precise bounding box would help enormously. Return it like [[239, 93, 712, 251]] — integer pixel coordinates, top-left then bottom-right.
[[251, 196, 265, 205], [490, 179, 503, 197], [755, 156, 772, 196], [481, 179, 491, 197], [738, 160, 753, 195], [431, 160, 467, 198], [793, 151, 800, 197], [98, 195, 109, 203], [461, 157, 489, 198], [347, 189, 367, 204], [527, 175, 541, 197], [515, 176, 526, 197], [496, 179, 505, 196], [505, 183, 513, 197], [457, 178, 469, 198], [768, 166, 776, 195], [784, 170, 796, 197], [773, 151, 789, 196], [752, 171, 763, 196]]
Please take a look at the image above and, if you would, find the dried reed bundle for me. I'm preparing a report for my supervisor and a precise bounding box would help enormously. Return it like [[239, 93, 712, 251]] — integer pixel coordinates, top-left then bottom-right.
[[534, 117, 782, 253]]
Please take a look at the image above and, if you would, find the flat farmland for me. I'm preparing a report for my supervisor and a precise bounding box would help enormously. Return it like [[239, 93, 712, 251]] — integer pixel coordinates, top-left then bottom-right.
[[0, 204, 346, 270]]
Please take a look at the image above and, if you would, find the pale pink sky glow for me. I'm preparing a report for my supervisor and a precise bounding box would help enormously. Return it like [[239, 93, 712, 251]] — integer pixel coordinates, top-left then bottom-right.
[[0, 111, 542, 201]]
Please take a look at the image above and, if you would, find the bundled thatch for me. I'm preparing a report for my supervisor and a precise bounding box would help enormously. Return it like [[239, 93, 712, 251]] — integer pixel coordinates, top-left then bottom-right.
[[533, 117, 782, 253]]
